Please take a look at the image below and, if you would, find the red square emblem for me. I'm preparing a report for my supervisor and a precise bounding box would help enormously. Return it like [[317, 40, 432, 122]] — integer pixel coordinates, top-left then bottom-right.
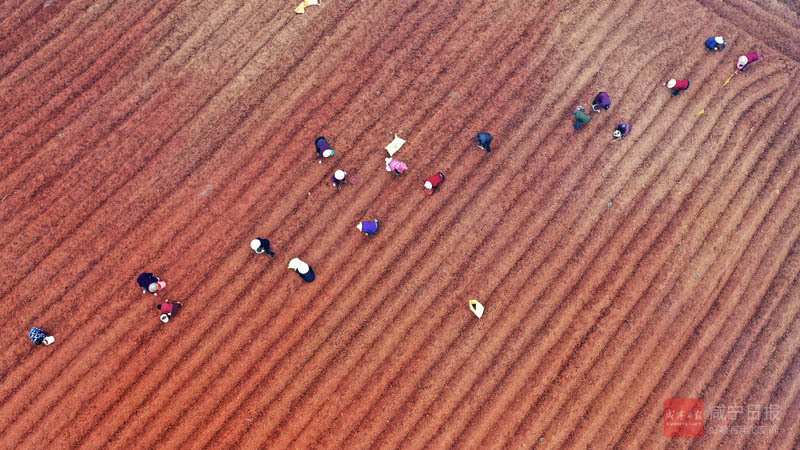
[[664, 398, 704, 438]]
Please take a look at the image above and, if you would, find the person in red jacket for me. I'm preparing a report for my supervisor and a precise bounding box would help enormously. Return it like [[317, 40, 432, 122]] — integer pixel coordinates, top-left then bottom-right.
[[665, 79, 690, 96], [424, 172, 445, 195], [157, 301, 183, 323]]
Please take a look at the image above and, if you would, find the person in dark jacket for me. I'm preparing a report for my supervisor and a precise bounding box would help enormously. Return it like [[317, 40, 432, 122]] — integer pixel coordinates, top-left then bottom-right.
[[137, 272, 162, 295], [613, 122, 631, 140], [573, 106, 591, 130], [29, 327, 55, 345], [705, 36, 726, 51], [315, 136, 335, 163], [288, 258, 315, 282], [591, 92, 611, 112], [473, 132, 493, 154], [332, 169, 347, 190], [250, 238, 275, 256]]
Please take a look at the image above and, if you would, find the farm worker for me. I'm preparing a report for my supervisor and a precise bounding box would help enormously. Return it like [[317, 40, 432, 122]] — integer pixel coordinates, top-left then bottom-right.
[[385, 157, 408, 174], [288, 257, 315, 282], [424, 172, 445, 195], [573, 106, 590, 130], [613, 122, 631, 140], [315, 136, 334, 163], [157, 301, 183, 323], [737, 51, 760, 71], [665, 79, 690, 96], [705, 36, 726, 51], [250, 238, 275, 257], [137, 272, 166, 296], [332, 169, 347, 190], [29, 327, 55, 345], [591, 92, 611, 112], [356, 220, 380, 236], [473, 132, 493, 153]]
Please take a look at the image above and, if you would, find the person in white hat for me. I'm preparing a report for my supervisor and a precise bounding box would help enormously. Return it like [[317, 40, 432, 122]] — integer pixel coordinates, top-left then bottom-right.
[[705, 36, 726, 51], [737, 51, 760, 71], [288, 257, 315, 282], [664, 78, 689, 96], [250, 238, 275, 257], [332, 169, 347, 190]]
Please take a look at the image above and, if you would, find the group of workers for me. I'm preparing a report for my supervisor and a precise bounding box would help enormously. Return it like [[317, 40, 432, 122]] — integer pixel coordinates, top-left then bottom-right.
[[28, 35, 764, 346], [574, 36, 760, 139]]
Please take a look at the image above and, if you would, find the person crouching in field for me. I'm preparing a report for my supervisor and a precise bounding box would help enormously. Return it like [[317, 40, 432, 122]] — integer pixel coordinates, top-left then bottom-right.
[[250, 238, 275, 257], [315, 136, 334, 163], [573, 106, 591, 130], [737, 52, 760, 71], [591, 92, 611, 112], [157, 301, 183, 323], [356, 220, 380, 236], [424, 172, 445, 195], [473, 132, 493, 154], [665, 79, 689, 96], [613, 122, 631, 140], [29, 327, 55, 345], [705, 36, 726, 51], [332, 169, 347, 190], [385, 157, 408, 174], [288, 258, 315, 282], [137, 272, 166, 296]]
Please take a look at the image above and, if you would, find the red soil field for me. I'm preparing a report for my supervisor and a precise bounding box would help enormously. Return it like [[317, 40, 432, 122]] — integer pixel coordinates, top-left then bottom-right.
[[1, 0, 799, 448]]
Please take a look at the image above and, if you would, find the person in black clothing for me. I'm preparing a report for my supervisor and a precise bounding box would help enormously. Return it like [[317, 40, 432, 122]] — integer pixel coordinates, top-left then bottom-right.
[[250, 238, 275, 256], [137, 272, 161, 295], [473, 132, 493, 154]]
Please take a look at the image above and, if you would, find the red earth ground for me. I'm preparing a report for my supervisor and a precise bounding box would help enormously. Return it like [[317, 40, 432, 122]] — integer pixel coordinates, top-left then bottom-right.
[[1, 0, 799, 448]]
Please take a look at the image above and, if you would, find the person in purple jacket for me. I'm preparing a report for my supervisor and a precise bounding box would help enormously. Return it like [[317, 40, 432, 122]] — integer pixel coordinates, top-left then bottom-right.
[[356, 220, 380, 236], [591, 92, 611, 112], [613, 122, 631, 140]]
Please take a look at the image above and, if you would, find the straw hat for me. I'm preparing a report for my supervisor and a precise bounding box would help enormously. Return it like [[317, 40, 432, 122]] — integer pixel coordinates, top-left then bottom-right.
[[424, 181, 433, 190], [250, 239, 261, 251], [666, 79, 676, 88], [334, 170, 346, 180]]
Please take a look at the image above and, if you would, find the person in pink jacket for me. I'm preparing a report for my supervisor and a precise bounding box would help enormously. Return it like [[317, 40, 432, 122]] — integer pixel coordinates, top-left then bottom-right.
[[385, 157, 408, 174]]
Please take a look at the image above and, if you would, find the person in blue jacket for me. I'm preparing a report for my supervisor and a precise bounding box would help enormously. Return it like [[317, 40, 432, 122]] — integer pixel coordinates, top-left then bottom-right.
[[705, 36, 726, 51]]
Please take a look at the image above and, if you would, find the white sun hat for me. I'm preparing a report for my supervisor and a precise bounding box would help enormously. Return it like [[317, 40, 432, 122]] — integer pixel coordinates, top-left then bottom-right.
[[334, 170, 346, 180], [356, 222, 363, 231], [160, 314, 170, 323], [424, 181, 433, 190], [148, 282, 159, 293], [666, 79, 676, 88], [322, 149, 334, 158], [42, 336, 55, 345], [715, 36, 724, 44], [250, 239, 261, 251], [288, 257, 310, 274], [737, 55, 748, 67]]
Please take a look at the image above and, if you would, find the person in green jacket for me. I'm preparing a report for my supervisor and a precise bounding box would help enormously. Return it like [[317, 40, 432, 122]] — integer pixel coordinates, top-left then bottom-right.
[[574, 106, 590, 130]]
